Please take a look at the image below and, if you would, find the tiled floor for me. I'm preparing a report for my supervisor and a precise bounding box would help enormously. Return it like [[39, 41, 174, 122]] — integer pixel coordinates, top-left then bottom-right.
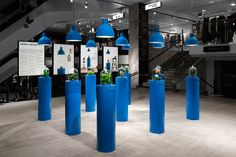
[[0, 88, 236, 157]]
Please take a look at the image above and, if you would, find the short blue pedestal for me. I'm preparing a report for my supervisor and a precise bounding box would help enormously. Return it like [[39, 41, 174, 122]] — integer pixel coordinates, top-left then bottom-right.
[[116, 77, 129, 122], [85, 75, 97, 112], [125, 73, 131, 105], [149, 80, 165, 134], [38, 77, 52, 121], [97, 85, 116, 152], [186, 76, 200, 120], [65, 80, 81, 135]]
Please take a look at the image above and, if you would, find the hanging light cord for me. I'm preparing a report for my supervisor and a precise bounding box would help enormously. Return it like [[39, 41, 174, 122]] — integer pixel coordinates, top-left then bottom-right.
[[73, 1, 76, 25]]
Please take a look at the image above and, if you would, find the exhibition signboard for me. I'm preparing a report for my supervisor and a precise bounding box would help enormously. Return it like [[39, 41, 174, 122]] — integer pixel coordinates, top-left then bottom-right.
[[53, 44, 74, 75], [103, 47, 118, 72], [18, 41, 45, 76], [80, 45, 98, 73]]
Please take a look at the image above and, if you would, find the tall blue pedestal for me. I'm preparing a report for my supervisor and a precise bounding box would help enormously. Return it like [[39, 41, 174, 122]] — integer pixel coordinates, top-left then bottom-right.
[[125, 73, 131, 105], [97, 85, 116, 152], [38, 77, 52, 121], [149, 80, 165, 134], [116, 77, 129, 122], [186, 76, 200, 120], [85, 75, 96, 112], [65, 80, 81, 135]]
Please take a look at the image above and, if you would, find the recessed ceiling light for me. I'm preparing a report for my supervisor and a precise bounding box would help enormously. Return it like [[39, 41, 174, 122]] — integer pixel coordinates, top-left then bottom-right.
[[171, 23, 174, 26], [230, 3, 236, 6], [202, 9, 206, 12], [153, 12, 156, 15], [209, 0, 215, 4], [185, 19, 189, 22]]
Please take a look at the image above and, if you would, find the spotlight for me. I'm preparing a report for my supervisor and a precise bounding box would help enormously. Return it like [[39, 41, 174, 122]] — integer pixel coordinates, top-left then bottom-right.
[[230, 3, 236, 6]]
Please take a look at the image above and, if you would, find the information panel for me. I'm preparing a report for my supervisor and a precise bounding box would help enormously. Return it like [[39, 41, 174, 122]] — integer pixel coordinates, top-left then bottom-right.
[[103, 47, 118, 72], [80, 45, 98, 73], [18, 41, 45, 76], [53, 44, 74, 75]]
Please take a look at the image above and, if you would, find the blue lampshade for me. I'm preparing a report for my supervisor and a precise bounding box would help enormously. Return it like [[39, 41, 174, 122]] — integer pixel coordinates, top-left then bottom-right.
[[122, 43, 131, 50], [96, 18, 115, 38], [86, 37, 96, 48], [38, 33, 51, 46], [185, 33, 199, 46], [152, 43, 164, 49], [66, 25, 82, 42], [115, 32, 129, 46], [149, 31, 164, 44]]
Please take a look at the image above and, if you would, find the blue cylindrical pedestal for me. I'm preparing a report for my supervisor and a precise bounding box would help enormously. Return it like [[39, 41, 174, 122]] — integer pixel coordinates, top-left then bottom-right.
[[65, 80, 81, 135], [97, 85, 116, 152], [125, 73, 131, 105], [38, 77, 52, 121], [85, 75, 97, 112], [149, 80, 165, 134], [186, 76, 200, 120], [116, 77, 129, 122]]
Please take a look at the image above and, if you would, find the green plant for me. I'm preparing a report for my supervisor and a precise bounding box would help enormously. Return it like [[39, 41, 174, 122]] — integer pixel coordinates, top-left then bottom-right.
[[69, 73, 78, 80], [152, 65, 163, 80], [124, 65, 129, 73], [188, 65, 197, 76], [100, 69, 112, 84], [118, 66, 126, 77], [42, 69, 49, 77], [87, 70, 94, 75]]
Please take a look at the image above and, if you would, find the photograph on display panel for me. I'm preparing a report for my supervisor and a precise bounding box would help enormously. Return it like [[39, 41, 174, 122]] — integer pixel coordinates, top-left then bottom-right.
[[103, 46, 118, 72], [53, 44, 74, 75], [80, 45, 98, 73], [18, 41, 45, 76]]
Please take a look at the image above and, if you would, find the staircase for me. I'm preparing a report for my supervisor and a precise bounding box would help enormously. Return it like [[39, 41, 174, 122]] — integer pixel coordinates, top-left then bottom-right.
[[161, 51, 202, 89]]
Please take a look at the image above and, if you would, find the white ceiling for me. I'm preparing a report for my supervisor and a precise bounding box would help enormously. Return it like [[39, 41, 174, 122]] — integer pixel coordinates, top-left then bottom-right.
[[50, 0, 236, 34]]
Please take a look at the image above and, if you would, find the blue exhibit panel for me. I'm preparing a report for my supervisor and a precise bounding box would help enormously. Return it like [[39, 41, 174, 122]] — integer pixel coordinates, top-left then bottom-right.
[[124, 73, 131, 105], [97, 85, 116, 152], [85, 75, 97, 112], [186, 76, 200, 120], [116, 77, 129, 122], [149, 80, 165, 134], [38, 77, 52, 121], [65, 80, 81, 135]]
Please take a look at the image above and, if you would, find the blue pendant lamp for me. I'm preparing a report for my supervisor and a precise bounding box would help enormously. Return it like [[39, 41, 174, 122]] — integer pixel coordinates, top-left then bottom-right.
[[86, 37, 96, 47], [115, 32, 129, 46], [149, 27, 164, 44], [66, 1, 82, 42], [38, 33, 51, 46], [185, 33, 199, 46], [122, 43, 131, 50], [66, 25, 82, 42], [38, 0, 51, 46], [96, 18, 115, 38], [152, 43, 164, 49]]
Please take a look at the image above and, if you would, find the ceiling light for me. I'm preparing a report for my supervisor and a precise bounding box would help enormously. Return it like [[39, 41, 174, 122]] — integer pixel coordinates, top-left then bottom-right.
[[171, 23, 174, 26], [85, 0, 88, 4], [86, 37, 96, 48], [38, 33, 52, 46], [85, 5, 88, 9], [96, 18, 115, 38], [230, 3, 236, 6], [202, 9, 206, 12], [115, 32, 129, 46], [153, 12, 156, 15], [185, 19, 189, 22], [149, 27, 164, 44], [66, 25, 82, 42], [185, 33, 199, 46]]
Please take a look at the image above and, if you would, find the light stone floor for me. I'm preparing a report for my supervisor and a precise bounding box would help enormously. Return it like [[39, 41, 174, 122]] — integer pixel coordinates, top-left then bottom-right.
[[0, 88, 236, 157]]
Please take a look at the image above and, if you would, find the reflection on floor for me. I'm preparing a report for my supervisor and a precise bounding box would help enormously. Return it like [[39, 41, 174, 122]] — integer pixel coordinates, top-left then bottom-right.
[[0, 88, 236, 157]]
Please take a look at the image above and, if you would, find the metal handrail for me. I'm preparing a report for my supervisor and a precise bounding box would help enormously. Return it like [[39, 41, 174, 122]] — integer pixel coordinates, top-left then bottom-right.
[[0, 51, 17, 67], [149, 43, 177, 63]]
